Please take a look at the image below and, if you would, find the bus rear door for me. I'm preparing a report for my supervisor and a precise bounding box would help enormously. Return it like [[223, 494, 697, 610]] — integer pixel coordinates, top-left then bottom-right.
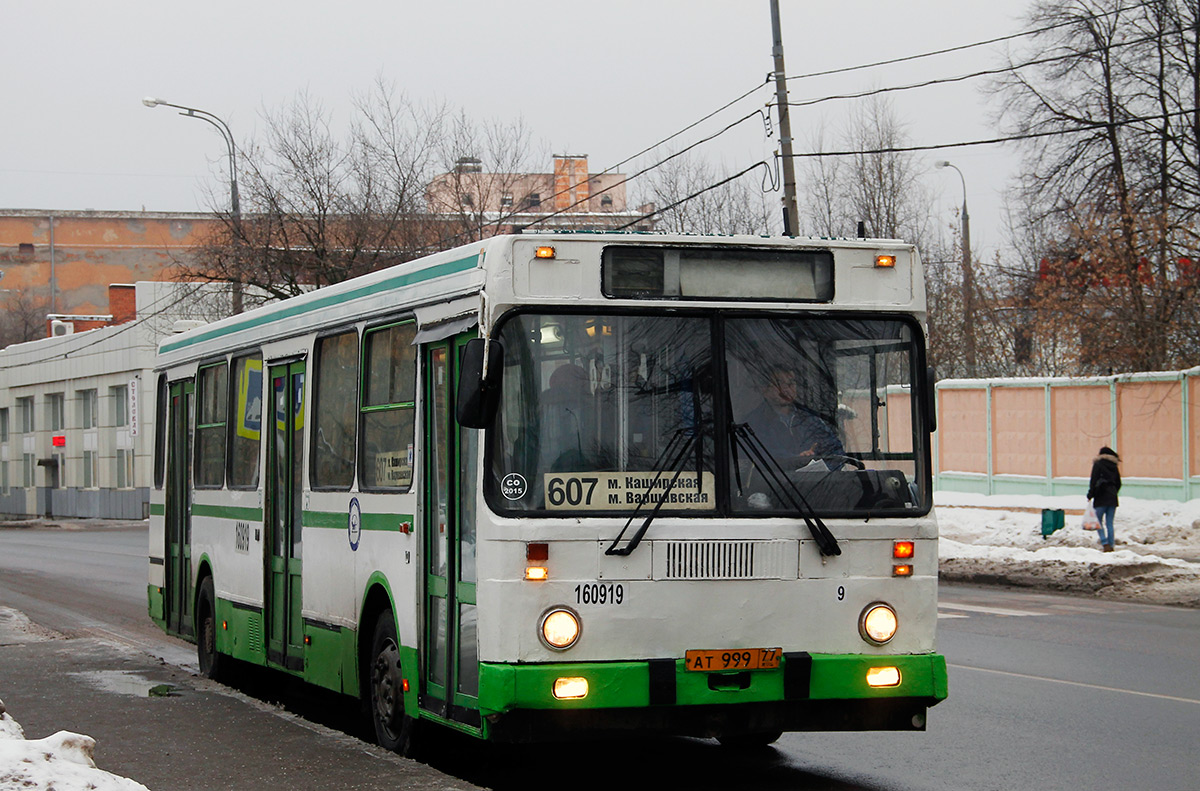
[[266, 361, 305, 671], [164, 380, 194, 638]]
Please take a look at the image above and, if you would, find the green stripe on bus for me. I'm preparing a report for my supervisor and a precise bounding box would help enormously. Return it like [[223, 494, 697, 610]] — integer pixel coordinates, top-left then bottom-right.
[[303, 510, 414, 532], [477, 653, 948, 714], [160, 255, 479, 353], [149, 502, 165, 516], [191, 504, 263, 521]]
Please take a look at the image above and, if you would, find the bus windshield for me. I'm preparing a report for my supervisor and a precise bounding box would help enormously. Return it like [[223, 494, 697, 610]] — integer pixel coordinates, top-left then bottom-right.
[[486, 311, 928, 518]]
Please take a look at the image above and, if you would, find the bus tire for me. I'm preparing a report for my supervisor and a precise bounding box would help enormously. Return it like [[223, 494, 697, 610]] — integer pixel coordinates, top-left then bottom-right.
[[196, 576, 225, 681], [368, 610, 413, 755], [717, 730, 783, 749]]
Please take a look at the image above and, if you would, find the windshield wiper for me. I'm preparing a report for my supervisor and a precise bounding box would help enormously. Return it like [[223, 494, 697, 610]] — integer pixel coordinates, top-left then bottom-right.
[[606, 371, 709, 557], [729, 422, 841, 557], [604, 426, 701, 556]]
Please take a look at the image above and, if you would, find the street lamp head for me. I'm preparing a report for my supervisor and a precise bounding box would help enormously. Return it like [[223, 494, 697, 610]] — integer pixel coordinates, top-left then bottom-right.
[[142, 97, 163, 108], [935, 160, 952, 169]]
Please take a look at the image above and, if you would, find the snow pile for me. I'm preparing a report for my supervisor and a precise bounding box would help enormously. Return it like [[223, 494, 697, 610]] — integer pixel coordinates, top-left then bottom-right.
[[935, 493, 1200, 606], [0, 698, 149, 791]]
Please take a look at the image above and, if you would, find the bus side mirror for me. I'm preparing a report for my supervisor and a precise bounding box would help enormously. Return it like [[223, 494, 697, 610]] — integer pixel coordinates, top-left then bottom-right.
[[925, 366, 938, 433], [457, 338, 504, 429]]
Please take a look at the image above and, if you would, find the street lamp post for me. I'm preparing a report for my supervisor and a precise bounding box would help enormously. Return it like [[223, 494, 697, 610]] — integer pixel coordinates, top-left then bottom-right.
[[937, 160, 977, 377], [142, 97, 243, 313]]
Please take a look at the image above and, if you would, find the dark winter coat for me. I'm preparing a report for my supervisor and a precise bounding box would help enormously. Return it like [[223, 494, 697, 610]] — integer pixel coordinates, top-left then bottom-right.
[[1087, 448, 1122, 508]]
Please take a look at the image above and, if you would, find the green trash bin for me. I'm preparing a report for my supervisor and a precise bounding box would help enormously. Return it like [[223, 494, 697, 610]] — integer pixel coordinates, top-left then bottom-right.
[[1040, 508, 1065, 538]]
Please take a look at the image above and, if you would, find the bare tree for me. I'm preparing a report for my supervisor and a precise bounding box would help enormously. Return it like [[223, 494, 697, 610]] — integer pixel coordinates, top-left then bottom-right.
[[0, 287, 49, 348], [632, 151, 774, 235], [179, 83, 542, 302], [992, 0, 1200, 373]]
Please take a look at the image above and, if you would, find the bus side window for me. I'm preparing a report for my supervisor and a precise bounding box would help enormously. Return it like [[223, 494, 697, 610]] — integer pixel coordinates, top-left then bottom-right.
[[195, 362, 228, 489], [312, 330, 360, 490], [360, 322, 417, 491]]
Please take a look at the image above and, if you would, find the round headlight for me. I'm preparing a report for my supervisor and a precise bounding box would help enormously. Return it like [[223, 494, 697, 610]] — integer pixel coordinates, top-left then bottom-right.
[[540, 607, 581, 650], [860, 603, 898, 645]]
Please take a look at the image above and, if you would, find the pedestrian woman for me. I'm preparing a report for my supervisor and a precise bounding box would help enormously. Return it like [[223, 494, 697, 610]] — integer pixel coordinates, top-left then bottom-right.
[[1087, 446, 1122, 552]]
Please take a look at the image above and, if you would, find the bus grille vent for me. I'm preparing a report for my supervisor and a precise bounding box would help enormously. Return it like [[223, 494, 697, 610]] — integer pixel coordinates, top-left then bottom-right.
[[656, 540, 794, 580], [248, 616, 263, 653]]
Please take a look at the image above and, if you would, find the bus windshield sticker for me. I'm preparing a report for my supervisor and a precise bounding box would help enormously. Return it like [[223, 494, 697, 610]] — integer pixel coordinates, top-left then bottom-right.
[[501, 473, 528, 501], [544, 471, 716, 511], [348, 497, 362, 551]]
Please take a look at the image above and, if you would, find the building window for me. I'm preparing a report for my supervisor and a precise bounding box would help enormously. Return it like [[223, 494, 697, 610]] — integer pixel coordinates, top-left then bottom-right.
[[460, 193, 475, 208], [79, 389, 98, 430], [23, 453, 35, 488], [82, 450, 99, 489], [196, 363, 228, 488], [600, 194, 614, 208], [18, 243, 34, 257], [526, 193, 541, 209], [47, 393, 65, 432], [111, 385, 129, 428], [53, 452, 66, 488], [116, 449, 135, 489], [18, 397, 34, 433], [360, 321, 417, 491], [312, 330, 359, 489], [229, 354, 263, 489], [2, 460, 8, 494], [500, 193, 513, 208], [0, 408, 8, 442]]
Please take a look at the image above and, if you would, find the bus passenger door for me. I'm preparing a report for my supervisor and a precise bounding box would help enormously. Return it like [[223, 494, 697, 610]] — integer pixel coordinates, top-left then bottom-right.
[[164, 380, 194, 638], [265, 361, 306, 671], [421, 334, 480, 725]]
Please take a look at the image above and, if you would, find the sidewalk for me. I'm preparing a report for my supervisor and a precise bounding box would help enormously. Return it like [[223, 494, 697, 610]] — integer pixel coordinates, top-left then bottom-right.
[[0, 609, 481, 791]]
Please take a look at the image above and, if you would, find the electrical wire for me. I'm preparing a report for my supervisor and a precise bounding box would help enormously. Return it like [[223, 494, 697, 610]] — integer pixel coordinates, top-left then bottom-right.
[[782, 108, 1197, 159], [784, 0, 1158, 82], [786, 30, 1166, 110]]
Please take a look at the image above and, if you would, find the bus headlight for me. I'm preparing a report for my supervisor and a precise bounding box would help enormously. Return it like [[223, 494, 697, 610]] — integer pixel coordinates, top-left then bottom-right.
[[540, 607, 581, 650], [859, 603, 898, 645]]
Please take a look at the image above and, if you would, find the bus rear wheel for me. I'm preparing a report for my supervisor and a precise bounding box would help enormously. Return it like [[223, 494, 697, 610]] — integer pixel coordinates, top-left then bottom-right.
[[368, 611, 413, 755], [196, 576, 225, 681]]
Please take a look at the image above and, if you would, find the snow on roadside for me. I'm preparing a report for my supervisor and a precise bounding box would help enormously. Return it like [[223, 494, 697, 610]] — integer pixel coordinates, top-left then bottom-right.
[[934, 493, 1200, 606], [0, 698, 149, 791]]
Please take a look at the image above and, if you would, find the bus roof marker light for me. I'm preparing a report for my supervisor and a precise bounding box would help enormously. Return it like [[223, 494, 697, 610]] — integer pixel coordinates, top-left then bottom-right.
[[875, 254, 896, 268], [893, 541, 914, 559], [535, 246, 556, 259]]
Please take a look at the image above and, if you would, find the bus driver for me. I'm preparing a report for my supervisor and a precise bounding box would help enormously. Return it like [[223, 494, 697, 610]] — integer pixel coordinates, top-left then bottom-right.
[[743, 366, 845, 469]]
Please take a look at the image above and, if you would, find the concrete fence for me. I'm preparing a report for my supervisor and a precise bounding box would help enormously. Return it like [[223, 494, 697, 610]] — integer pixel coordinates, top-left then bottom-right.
[[934, 367, 1200, 502]]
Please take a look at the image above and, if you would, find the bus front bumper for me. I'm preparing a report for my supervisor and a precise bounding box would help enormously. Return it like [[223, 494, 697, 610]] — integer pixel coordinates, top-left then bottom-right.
[[477, 652, 947, 742]]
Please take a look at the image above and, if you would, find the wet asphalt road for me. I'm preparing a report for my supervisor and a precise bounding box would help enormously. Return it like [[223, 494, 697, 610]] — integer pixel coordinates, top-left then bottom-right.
[[1, 521, 1197, 791]]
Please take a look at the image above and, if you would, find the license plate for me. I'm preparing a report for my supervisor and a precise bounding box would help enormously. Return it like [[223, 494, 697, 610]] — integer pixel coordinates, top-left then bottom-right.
[[685, 647, 781, 672]]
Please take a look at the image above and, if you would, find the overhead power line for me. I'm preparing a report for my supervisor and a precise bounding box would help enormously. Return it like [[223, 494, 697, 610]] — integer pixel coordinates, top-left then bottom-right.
[[782, 108, 1197, 159], [784, 0, 1157, 82]]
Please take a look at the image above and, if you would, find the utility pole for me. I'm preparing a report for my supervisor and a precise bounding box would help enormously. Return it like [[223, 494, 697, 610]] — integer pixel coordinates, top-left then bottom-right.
[[769, 0, 800, 236]]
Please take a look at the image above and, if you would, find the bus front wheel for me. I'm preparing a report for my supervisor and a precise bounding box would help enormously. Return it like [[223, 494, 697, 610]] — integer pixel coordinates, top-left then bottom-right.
[[369, 611, 413, 755]]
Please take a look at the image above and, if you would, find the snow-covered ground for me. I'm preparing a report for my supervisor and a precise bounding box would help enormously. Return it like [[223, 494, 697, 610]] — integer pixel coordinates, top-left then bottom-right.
[[0, 699, 148, 791], [935, 492, 1200, 607]]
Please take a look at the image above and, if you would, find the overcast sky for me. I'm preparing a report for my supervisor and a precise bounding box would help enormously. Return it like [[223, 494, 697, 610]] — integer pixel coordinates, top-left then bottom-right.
[[1, 1, 1030, 260]]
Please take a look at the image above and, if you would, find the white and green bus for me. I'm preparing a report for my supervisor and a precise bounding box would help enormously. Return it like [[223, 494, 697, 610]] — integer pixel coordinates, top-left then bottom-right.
[[148, 233, 946, 749]]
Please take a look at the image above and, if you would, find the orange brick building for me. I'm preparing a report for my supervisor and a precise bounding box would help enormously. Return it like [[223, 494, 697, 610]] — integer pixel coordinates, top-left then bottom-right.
[[0, 210, 219, 320]]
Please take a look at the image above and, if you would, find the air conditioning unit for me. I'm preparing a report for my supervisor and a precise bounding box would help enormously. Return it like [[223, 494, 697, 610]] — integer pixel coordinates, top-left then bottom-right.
[[50, 320, 74, 337]]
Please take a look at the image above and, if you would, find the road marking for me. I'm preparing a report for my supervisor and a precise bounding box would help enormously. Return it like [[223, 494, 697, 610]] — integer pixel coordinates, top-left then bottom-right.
[[937, 612, 969, 619], [938, 602, 1044, 617], [950, 664, 1200, 705]]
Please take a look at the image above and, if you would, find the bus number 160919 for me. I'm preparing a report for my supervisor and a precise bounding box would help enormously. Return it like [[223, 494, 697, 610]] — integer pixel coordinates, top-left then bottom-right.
[[575, 583, 624, 605]]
